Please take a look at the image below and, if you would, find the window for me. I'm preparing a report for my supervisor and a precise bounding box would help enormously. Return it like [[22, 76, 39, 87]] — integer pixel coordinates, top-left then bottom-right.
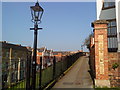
[[107, 20, 117, 36], [16, 72, 18, 81], [104, 2, 115, 8], [111, 20, 116, 26], [6, 52, 9, 58], [3, 74, 7, 82], [14, 51, 18, 59], [15, 62, 18, 69], [108, 37, 118, 52], [107, 19, 118, 52], [103, 1, 115, 9], [12, 62, 15, 69], [11, 73, 15, 82], [21, 61, 23, 68], [20, 70, 24, 80], [5, 62, 8, 70], [108, 27, 117, 36]]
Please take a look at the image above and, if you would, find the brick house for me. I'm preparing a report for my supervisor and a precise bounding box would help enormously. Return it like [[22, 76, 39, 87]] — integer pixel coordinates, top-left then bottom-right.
[[95, 0, 120, 87], [90, 20, 120, 87], [1, 41, 31, 88], [53, 51, 72, 62], [89, 1, 120, 87], [96, 0, 120, 52], [33, 47, 71, 69], [36, 47, 53, 69]]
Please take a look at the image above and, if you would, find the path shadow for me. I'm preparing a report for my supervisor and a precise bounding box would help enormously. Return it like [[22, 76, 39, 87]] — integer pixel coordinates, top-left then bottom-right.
[[88, 69, 95, 86], [87, 55, 95, 85]]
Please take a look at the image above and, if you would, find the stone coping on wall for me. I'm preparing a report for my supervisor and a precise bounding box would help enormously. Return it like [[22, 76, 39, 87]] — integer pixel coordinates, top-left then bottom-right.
[[91, 20, 109, 27]]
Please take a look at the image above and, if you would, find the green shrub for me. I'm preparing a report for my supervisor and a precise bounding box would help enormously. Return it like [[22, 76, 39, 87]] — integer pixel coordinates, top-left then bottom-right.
[[112, 63, 119, 70]]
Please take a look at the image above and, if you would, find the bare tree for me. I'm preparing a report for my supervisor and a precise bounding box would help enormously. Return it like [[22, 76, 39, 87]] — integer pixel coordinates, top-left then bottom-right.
[[83, 33, 93, 50]]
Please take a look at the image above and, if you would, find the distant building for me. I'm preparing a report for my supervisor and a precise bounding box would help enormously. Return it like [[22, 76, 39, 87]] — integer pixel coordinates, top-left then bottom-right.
[[37, 47, 53, 69], [53, 51, 62, 62], [70, 50, 82, 54], [53, 51, 72, 62], [36, 47, 74, 69], [36, 47, 72, 69], [96, 0, 120, 52], [1, 41, 31, 88]]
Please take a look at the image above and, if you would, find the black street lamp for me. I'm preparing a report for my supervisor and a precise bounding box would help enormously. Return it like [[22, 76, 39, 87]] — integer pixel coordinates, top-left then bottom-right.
[[30, 1, 44, 89]]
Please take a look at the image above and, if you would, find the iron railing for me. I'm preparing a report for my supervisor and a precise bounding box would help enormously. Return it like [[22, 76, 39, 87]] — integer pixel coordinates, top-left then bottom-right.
[[2, 52, 83, 89]]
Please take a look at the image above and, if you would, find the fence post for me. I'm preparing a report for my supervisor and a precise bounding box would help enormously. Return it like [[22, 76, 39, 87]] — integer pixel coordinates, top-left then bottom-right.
[[39, 57, 42, 89], [67, 56, 69, 68], [60, 57, 63, 74], [53, 56, 56, 79], [26, 52, 31, 90]]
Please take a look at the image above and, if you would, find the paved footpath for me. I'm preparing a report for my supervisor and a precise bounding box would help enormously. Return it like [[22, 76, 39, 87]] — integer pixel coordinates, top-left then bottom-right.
[[53, 56, 94, 89]]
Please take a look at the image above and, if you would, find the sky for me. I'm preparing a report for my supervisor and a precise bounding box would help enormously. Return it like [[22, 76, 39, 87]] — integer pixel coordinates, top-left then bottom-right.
[[2, 2, 96, 51], [2, 0, 97, 2]]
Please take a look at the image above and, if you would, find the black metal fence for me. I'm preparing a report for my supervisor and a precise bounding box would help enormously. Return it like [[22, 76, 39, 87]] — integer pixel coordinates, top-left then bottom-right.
[[2, 52, 32, 90], [2, 58, 27, 90], [2, 52, 83, 89]]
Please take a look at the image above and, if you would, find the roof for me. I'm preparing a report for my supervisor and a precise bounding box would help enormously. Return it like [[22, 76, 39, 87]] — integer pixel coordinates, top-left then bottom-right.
[[37, 47, 46, 52], [1, 41, 28, 51], [46, 50, 51, 54]]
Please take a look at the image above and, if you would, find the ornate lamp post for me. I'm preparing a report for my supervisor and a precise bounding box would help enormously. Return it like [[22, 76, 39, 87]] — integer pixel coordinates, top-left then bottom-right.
[[30, 1, 44, 89]]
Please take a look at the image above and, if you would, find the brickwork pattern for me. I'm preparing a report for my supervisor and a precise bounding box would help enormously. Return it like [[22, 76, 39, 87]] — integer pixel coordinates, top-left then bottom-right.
[[108, 53, 120, 87], [94, 21, 109, 80], [90, 37, 95, 78], [90, 20, 120, 87]]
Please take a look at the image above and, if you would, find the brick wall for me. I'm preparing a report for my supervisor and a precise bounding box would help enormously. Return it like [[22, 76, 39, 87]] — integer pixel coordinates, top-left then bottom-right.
[[93, 20, 109, 80], [90, 37, 95, 78], [108, 53, 120, 87], [90, 20, 120, 87], [91, 20, 110, 87]]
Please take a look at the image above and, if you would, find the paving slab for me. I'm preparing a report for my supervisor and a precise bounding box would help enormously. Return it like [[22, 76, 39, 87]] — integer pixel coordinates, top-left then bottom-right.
[[52, 56, 94, 89]]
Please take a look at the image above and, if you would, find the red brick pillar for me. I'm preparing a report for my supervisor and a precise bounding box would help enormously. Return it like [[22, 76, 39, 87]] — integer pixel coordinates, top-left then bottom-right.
[[92, 20, 110, 87], [90, 36, 95, 77]]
